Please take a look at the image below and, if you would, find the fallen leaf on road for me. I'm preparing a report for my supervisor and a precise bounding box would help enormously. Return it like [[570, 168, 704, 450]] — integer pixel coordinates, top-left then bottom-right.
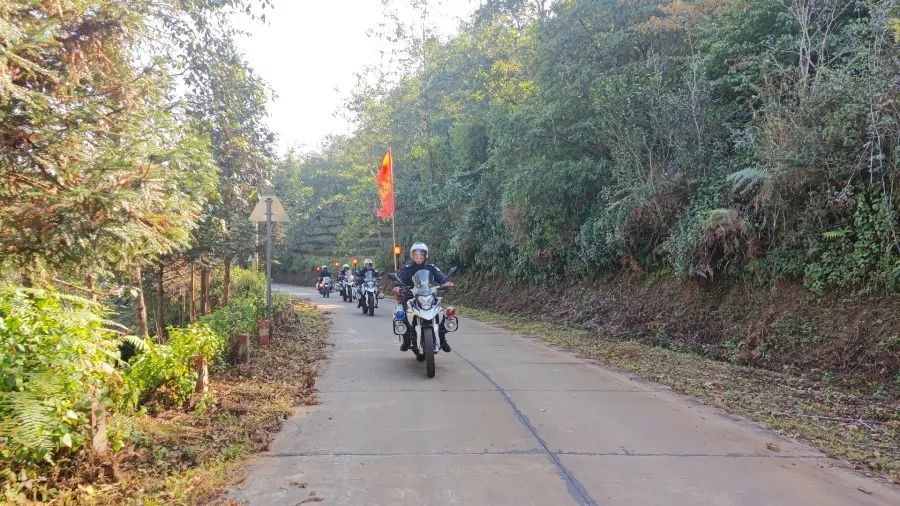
[[766, 443, 780, 452], [856, 486, 873, 495]]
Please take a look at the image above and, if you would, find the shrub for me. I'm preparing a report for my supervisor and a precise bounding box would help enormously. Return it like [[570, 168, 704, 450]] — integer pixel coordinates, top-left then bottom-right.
[[0, 287, 128, 481], [125, 324, 222, 408], [200, 296, 260, 338], [230, 268, 266, 303]]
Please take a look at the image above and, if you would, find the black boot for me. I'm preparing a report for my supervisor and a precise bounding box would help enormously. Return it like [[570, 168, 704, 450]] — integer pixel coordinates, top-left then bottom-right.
[[400, 332, 412, 351], [439, 335, 451, 353]]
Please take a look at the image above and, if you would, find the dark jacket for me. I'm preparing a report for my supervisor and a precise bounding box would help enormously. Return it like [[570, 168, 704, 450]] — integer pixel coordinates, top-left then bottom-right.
[[397, 263, 447, 288], [338, 268, 351, 280], [318, 269, 331, 282], [356, 267, 379, 280]]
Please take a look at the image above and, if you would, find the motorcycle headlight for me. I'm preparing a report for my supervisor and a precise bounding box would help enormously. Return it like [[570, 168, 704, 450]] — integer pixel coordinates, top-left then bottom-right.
[[417, 295, 434, 310], [444, 317, 458, 332]]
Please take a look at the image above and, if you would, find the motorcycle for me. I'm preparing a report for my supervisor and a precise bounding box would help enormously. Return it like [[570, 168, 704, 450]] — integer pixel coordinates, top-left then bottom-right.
[[338, 275, 354, 302], [359, 271, 380, 317], [389, 267, 459, 378], [318, 276, 333, 298]]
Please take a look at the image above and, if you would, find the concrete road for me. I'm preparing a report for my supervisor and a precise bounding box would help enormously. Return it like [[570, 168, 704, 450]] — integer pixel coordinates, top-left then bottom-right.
[[232, 284, 899, 505]]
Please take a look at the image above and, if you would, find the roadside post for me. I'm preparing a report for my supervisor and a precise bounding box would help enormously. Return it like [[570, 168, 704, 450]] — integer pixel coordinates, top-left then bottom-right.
[[249, 195, 289, 344]]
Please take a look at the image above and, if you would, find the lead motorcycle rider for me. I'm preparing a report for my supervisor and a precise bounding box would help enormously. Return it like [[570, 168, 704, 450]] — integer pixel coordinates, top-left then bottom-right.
[[393, 242, 455, 353]]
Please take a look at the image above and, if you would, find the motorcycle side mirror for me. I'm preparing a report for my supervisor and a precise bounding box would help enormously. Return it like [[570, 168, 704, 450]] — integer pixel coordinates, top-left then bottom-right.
[[446, 266, 459, 279]]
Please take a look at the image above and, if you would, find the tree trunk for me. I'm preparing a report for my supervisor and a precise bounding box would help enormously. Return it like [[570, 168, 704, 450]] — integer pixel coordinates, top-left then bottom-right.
[[188, 262, 196, 323], [155, 264, 166, 343], [223, 257, 232, 305], [194, 355, 209, 395], [89, 387, 109, 460], [86, 273, 96, 302], [133, 266, 149, 338], [229, 333, 249, 364], [200, 265, 209, 315]]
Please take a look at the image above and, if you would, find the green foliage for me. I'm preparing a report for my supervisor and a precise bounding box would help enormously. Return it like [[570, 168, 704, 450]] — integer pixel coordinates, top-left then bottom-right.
[[230, 267, 267, 302], [803, 185, 899, 295], [199, 268, 268, 338], [0, 0, 227, 278], [125, 324, 222, 408], [200, 297, 260, 337], [0, 268, 269, 491], [277, 0, 899, 296], [0, 287, 127, 479], [652, 328, 671, 349]]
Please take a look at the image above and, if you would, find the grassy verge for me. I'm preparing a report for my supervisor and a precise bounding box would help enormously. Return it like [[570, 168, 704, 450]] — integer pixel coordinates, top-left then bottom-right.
[[459, 305, 900, 484], [57, 298, 329, 505]]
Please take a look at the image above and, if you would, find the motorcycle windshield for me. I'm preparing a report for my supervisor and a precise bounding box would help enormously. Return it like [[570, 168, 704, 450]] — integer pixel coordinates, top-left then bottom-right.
[[364, 272, 375, 281], [412, 270, 435, 296]]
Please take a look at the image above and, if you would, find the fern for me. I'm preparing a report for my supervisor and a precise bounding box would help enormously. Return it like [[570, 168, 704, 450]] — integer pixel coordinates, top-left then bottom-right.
[[121, 334, 149, 354], [726, 167, 773, 201], [821, 228, 850, 240], [0, 376, 68, 464], [0, 286, 125, 478]]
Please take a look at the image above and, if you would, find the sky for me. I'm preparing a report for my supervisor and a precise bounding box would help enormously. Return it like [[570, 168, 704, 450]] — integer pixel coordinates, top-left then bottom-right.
[[234, 1, 481, 154]]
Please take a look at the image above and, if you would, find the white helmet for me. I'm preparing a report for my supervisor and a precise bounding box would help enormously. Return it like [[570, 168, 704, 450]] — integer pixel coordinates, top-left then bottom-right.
[[409, 242, 428, 261], [321, 265, 327, 270], [364, 258, 373, 267], [343, 263, 349, 269]]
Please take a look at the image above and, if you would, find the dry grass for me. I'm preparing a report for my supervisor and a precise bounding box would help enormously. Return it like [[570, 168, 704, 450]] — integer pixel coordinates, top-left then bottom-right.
[[459, 305, 900, 484]]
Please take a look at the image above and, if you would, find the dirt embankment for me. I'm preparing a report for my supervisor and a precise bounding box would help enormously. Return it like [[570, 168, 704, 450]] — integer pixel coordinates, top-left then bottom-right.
[[274, 269, 318, 287], [453, 274, 900, 394]]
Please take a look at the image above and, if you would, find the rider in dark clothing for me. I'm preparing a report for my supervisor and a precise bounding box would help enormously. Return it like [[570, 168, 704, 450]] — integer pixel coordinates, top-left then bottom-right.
[[356, 259, 380, 308], [397, 263, 447, 287], [356, 258, 379, 280], [393, 242, 454, 353], [318, 266, 331, 287]]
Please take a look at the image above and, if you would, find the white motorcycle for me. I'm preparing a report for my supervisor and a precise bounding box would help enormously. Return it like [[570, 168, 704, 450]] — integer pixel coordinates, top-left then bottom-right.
[[359, 271, 380, 317], [338, 276, 354, 302], [389, 267, 459, 378]]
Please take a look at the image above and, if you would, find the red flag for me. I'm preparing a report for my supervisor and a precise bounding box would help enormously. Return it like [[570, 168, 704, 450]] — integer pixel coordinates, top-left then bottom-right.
[[376, 149, 394, 218]]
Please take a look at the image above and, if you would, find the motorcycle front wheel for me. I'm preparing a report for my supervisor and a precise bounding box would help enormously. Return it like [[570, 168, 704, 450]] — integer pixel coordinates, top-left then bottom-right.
[[367, 293, 374, 316], [422, 327, 435, 378]]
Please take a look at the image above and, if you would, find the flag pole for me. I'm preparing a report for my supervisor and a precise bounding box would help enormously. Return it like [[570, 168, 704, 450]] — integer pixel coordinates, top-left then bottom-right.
[[390, 147, 398, 272]]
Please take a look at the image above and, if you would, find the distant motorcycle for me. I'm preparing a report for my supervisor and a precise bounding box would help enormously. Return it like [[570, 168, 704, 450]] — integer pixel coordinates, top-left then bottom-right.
[[318, 276, 333, 298], [338, 276, 354, 302], [389, 267, 459, 378], [359, 271, 380, 317]]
